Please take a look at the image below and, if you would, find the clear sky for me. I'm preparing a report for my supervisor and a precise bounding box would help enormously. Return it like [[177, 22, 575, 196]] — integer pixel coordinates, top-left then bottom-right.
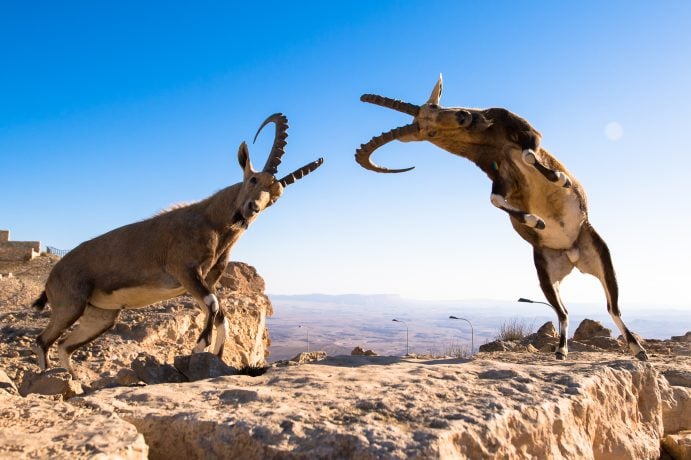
[[2, 1, 690, 308]]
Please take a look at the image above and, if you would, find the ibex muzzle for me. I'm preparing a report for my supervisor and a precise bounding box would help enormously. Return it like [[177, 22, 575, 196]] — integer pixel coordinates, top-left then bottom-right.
[[356, 76, 648, 362], [31, 113, 323, 378]]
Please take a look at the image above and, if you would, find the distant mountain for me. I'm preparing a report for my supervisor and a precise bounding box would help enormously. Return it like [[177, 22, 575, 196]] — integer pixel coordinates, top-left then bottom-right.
[[269, 293, 406, 307]]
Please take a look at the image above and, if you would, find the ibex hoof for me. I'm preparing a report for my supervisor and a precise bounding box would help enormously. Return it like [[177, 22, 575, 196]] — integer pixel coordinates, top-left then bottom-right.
[[635, 351, 649, 361], [522, 149, 536, 165], [555, 351, 567, 360], [524, 214, 545, 230], [555, 172, 571, 188]]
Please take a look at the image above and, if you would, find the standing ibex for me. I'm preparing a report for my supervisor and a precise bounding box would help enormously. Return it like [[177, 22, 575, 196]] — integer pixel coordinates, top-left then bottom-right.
[[356, 75, 647, 361], [32, 114, 323, 377]]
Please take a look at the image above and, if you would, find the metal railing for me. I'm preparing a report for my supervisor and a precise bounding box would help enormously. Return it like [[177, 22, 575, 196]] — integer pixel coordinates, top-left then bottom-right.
[[46, 246, 70, 257]]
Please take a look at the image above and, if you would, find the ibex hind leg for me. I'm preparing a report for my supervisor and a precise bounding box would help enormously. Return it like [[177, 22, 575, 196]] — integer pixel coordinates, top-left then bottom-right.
[[575, 223, 648, 360], [57, 305, 121, 378], [33, 297, 86, 372], [533, 248, 575, 360], [212, 313, 229, 357]]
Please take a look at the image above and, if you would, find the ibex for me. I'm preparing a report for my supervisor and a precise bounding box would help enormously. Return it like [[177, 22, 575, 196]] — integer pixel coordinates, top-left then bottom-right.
[[32, 114, 324, 377], [356, 75, 647, 361]]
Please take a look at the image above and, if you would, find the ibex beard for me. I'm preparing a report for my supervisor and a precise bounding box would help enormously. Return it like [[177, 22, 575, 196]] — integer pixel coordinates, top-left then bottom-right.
[[31, 113, 323, 378]]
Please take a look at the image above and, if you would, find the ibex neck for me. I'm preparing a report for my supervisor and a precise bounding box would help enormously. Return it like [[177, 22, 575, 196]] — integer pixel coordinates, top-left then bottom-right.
[[429, 138, 499, 177], [202, 183, 246, 232]]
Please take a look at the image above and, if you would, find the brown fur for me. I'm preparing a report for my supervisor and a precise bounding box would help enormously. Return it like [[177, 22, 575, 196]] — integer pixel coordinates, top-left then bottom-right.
[[357, 76, 648, 361], [32, 115, 323, 377]]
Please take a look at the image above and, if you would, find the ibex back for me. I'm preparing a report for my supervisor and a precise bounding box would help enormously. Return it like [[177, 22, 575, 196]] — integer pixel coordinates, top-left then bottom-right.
[[32, 114, 323, 377], [356, 75, 647, 361]]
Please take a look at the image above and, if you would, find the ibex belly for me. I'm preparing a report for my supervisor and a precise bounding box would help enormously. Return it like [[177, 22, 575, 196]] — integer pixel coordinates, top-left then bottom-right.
[[90, 286, 187, 310], [528, 190, 583, 249], [511, 158, 584, 249]]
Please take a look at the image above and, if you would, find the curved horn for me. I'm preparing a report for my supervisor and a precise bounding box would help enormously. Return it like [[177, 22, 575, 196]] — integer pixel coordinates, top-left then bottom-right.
[[279, 158, 324, 187], [427, 73, 443, 105], [355, 123, 419, 173], [360, 94, 420, 117], [253, 113, 289, 175]]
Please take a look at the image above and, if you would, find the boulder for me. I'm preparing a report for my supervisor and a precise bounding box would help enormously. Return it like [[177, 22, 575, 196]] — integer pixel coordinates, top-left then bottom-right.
[[19, 368, 83, 398], [573, 319, 612, 340], [479, 340, 522, 352], [174, 353, 236, 381], [0, 369, 18, 395], [289, 351, 327, 363], [131, 353, 185, 384], [0, 391, 147, 458], [351, 346, 377, 356], [662, 431, 691, 460], [671, 332, 691, 343], [663, 370, 691, 388]]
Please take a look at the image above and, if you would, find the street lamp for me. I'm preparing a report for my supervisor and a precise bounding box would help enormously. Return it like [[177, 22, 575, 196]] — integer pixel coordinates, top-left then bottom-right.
[[298, 325, 310, 353], [517, 297, 553, 308], [392, 319, 409, 356], [449, 316, 474, 355]]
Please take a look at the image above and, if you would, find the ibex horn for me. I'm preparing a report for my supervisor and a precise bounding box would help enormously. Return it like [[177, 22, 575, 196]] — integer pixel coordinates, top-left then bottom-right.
[[360, 94, 420, 117], [354, 123, 419, 173], [254, 113, 289, 175], [279, 158, 324, 187]]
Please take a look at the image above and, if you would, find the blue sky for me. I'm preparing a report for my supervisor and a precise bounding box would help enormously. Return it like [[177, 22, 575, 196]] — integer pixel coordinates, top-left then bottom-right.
[[2, 2, 690, 308]]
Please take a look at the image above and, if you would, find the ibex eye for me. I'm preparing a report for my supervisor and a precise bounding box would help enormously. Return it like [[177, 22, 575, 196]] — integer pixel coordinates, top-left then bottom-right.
[[249, 177, 257, 185]]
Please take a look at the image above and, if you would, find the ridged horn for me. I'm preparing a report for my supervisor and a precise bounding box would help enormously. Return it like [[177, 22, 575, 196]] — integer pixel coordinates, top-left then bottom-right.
[[354, 123, 419, 173], [360, 94, 420, 117], [254, 113, 289, 175], [279, 158, 324, 187]]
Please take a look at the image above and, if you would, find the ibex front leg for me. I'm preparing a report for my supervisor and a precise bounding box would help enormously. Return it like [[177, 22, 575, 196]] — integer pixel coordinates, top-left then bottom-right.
[[176, 267, 221, 354], [521, 149, 571, 188], [490, 179, 545, 229]]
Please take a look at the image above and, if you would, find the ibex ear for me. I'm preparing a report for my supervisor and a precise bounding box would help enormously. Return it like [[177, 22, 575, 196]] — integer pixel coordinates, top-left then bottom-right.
[[426, 73, 443, 105], [237, 142, 254, 178]]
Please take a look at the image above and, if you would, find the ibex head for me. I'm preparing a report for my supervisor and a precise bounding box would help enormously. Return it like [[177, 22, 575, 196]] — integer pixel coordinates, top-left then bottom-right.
[[236, 113, 323, 223], [356, 75, 539, 173]]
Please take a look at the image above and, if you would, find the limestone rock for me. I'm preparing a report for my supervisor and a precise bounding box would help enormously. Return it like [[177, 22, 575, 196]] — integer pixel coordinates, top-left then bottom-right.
[[0, 369, 18, 395], [0, 392, 148, 459], [19, 368, 83, 398], [662, 430, 691, 460], [131, 353, 185, 384], [174, 352, 236, 381], [536, 321, 558, 337], [289, 351, 327, 363], [664, 370, 691, 388], [662, 386, 691, 435], [218, 261, 265, 294], [671, 332, 691, 343], [351, 346, 377, 356], [80, 353, 673, 460], [479, 340, 516, 352], [577, 336, 624, 351], [573, 318, 612, 340]]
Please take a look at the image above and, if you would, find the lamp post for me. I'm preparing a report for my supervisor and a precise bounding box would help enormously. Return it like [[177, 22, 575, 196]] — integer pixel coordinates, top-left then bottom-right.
[[298, 325, 310, 353], [392, 319, 409, 356], [517, 297, 553, 308], [449, 315, 474, 355]]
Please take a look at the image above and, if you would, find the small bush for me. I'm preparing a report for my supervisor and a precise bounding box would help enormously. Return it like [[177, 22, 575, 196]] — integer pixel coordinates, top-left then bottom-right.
[[443, 340, 472, 359], [236, 365, 269, 377], [496, 318, 535, 341]]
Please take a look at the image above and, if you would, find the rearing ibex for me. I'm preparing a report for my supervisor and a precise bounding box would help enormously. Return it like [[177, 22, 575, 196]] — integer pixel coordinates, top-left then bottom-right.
[[32, 113, 324, 377], [356, 75, 647, 361]]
